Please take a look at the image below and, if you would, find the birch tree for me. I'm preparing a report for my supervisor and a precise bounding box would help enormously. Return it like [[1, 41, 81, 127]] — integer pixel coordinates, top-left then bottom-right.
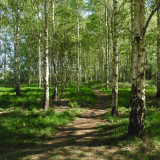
[[76, 0, 80, 94], [51, 0, 59, 101], [38, 33, 41, 89], [111, 0, 119, 115], [129, 0, 160, 137], [0, 5, 1, 59], [43, 0, 49, 110], [105, 0, 109, 90], [130, 0, 134, 83], [14, 0, 21, 96], [157, 5, 160, 97]]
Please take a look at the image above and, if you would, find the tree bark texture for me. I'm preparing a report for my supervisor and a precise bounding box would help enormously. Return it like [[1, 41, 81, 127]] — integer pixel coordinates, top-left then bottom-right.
[[129, 0, 146, 137], [130, 0, 134, 83], [14, 0, 21, 96], [76, 17, 80, 94], [38, 33, 41, 89], [111, 0, 119, 116], [0, 6, 1, 58], [157, 7, 160, 97], [51, 0, 59, 101], [105, 0, 109, 90], [43, 0, 49, 111]]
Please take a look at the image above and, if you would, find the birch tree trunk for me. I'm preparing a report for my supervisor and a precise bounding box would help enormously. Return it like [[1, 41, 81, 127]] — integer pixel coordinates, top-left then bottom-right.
[[157, 7, 160, 97], [105, 0, 109, 90], [43, 0, 49, 110], [130, 0, 134, 83], [129, 1, 160, 137], [4, 29, 7, 84], [0, 6, 1, 60], [14, 0, 21, 96], [51, 0, 59, 101], [111, 0, 119, 115], [128, 0, 146, 137], [38, 33, 41, 89], [28, 51, 31, 85], [76, 17, 80, 94]]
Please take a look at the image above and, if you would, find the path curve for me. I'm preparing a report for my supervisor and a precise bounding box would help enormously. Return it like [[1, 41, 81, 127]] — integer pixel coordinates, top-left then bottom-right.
[[29, 89, 111, 160]]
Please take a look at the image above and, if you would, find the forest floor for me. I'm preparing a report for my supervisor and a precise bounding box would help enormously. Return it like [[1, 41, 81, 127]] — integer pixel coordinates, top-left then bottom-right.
[[0, 89, 120, 160], [0, 86, 160, 160], [30, 89, 113, 160]]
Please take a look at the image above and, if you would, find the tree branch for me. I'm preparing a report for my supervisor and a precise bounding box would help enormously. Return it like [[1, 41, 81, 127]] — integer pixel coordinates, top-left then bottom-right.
[[141, 3, 160, 38]]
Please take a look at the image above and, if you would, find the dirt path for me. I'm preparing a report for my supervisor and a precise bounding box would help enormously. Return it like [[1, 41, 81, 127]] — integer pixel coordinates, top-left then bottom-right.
[[24, 89, 114, 160], [1, 89, 122, 160]]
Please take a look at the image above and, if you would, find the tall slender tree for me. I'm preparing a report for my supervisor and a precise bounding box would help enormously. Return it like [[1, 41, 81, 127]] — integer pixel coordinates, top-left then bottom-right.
[[4, 29, 7, 83], [130, 0, 134, 83], [105, 0, 109, 90], [52, 0, 59, 101], [111, 0, 119, 115], [0, 5, 1, 58], [157, 4, 160, 97], [14, 0, 21, 96], [38, 33, 41, 89], [76, 0, 80, 94], [43, 0, 49, 110], [129, 0, 160, 137]]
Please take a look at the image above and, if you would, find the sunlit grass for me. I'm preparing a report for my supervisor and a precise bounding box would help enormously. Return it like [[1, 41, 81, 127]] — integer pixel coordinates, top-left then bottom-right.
[[95, 82, 160, 159], [0, 108, 83, 146], [62, 84, 96, 104], [0, 83, 95, 146]]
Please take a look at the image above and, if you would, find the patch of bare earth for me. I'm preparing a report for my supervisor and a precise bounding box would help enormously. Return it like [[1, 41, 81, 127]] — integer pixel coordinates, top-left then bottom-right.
[[0, 90, 133, 160]]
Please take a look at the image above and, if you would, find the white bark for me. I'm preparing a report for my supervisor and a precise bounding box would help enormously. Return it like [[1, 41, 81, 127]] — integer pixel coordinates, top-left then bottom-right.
[[51, 0, 59, 101], [43, 0, 49, 110], [4, 29, 7, 83], [157, 7, 160, 97], [129, 0, 146, 137], [111, 0, 119, 115], [0, 6, 1, 59], [38, 33, 41, 89], [130, 0, 134, 83], [105, 0, 109, 90], [76, 16, 80, 94], [14, 0, 21, 96]]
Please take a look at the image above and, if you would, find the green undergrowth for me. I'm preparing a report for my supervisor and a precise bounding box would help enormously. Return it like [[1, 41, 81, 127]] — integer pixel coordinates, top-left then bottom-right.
[[62, 84, 96, 105], [0, 83, 95, 146], [95, 82, 160, 160], [0, 109, 82, 146]]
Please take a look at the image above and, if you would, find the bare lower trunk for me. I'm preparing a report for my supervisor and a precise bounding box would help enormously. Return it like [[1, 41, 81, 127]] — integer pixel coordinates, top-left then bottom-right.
[[105, 0, 109, 90], [129, 0, 145, 137], [4, 50, 7, 83], [38, 33, 41, 89], [14, 0, 21, 96], [0, 7, 1, 66], [51, 0, 59, 101], [52, 59, 59, 101], [4, 29, 7, 84], [43, 0, 49, 111], [157, 7, 160, 97], [130, 0, 134, 84], [76, 17, 80, 94], [111, 0, 119, 116]]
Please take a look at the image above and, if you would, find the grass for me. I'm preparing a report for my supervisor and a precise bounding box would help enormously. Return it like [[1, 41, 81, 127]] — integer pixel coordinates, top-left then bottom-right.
[[0, 82, 160, 160], [0, 83, 96, 147], [0, 109, 82, 146], [62, 83, 97, 104], [94, 82, 160, 160]]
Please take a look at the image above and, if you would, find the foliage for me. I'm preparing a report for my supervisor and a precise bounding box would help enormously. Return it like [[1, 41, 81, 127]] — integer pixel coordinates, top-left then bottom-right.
[[62, 84, 97, 104], [96, 82, 160, 160], [0, 83, 93, 146]]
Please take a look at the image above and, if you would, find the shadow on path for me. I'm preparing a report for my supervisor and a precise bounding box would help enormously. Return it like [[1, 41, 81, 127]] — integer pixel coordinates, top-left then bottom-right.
[[0, 89, 127, 160]]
